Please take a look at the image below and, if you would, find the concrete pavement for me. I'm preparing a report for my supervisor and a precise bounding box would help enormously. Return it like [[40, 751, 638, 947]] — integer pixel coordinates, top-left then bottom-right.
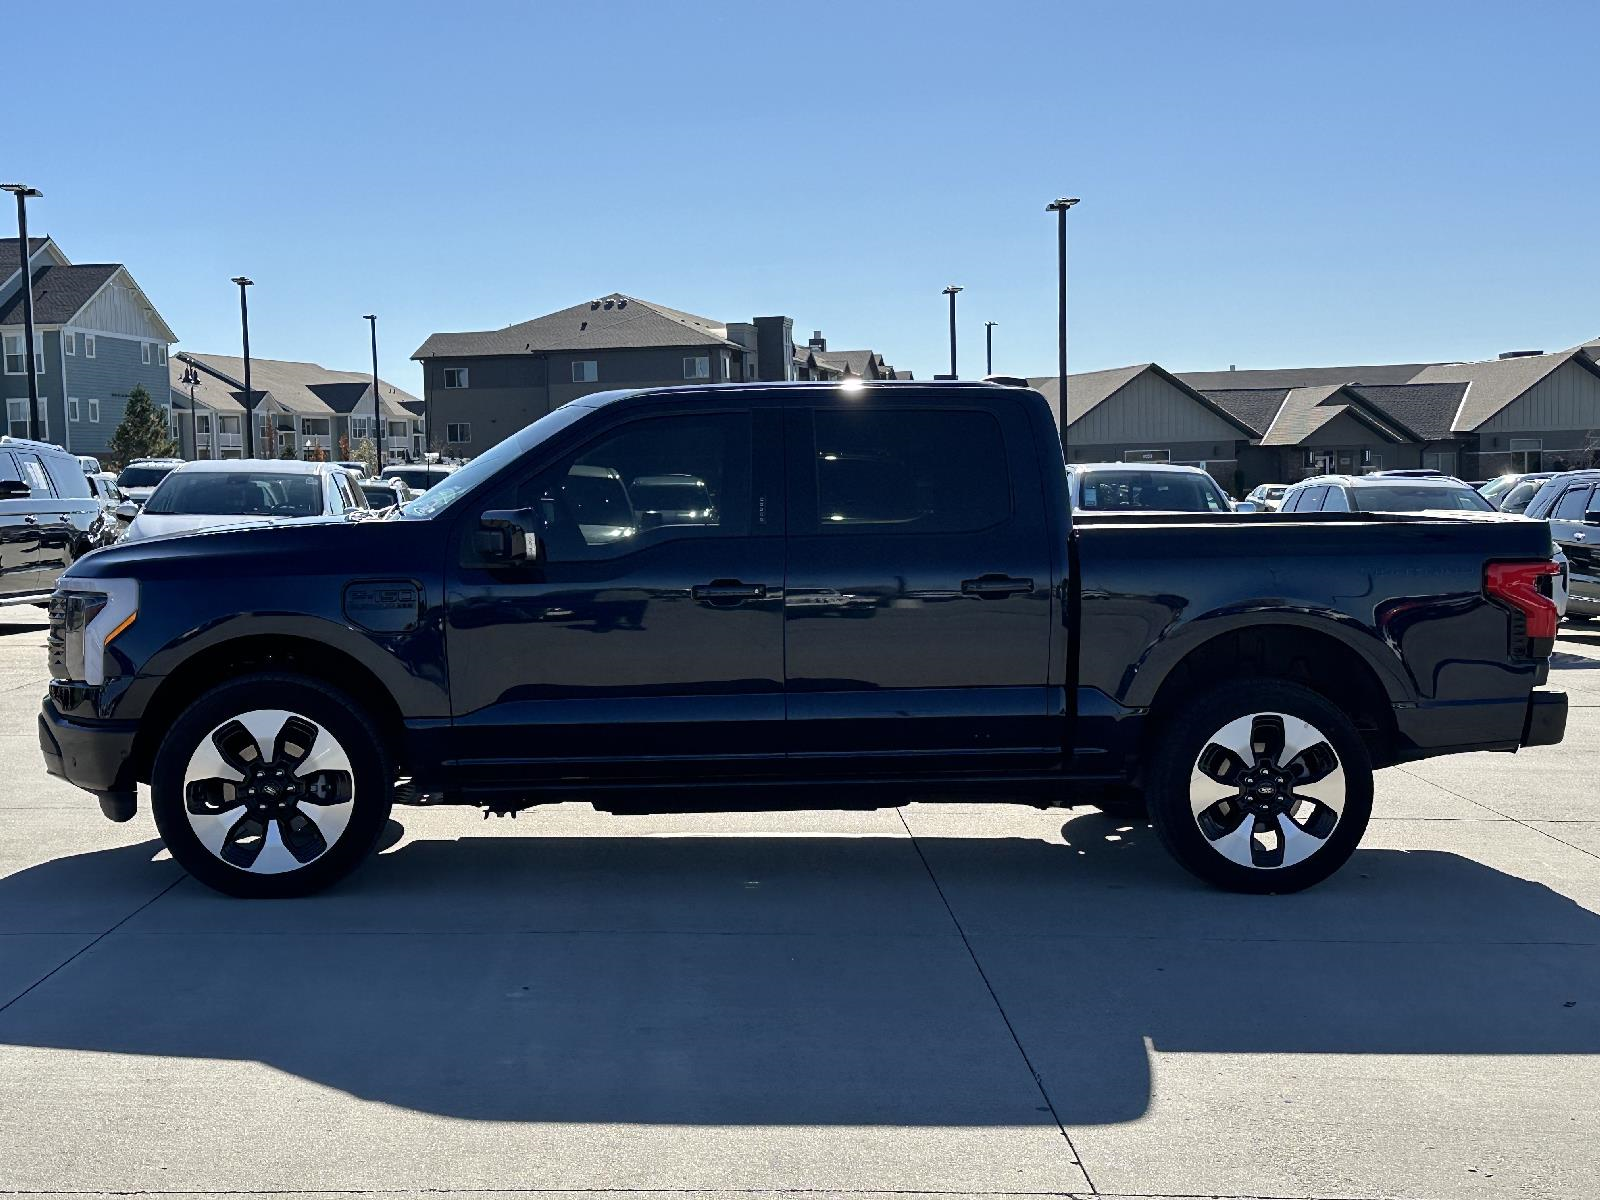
[[2, 604, 1598, 1200]]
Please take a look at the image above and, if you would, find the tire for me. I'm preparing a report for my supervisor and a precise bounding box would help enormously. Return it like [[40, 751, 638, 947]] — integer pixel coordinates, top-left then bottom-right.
[[1145, 680, 1373, 894], [151, 673, 393, 898]]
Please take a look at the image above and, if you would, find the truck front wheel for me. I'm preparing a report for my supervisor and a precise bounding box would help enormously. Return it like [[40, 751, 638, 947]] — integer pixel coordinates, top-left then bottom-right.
[[150, 673, 394, 898], [1146, 680, 1373, 893]]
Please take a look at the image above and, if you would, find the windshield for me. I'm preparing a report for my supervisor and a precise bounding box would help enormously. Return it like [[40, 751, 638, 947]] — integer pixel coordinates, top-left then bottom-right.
[[143, 470, 326, 517], [1077, 470, 1229, 512], [1479, 475, 1519, 502], [401, 403, 592, 518], [1351, 484, 1495, 513], [117, 465, 176, 489], [1499, 480, 1547, 514], [361, 484, 398, 506]]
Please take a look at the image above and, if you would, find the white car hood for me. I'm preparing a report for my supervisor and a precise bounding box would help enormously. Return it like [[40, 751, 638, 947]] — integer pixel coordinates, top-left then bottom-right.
[[121, 512, 308, 543]]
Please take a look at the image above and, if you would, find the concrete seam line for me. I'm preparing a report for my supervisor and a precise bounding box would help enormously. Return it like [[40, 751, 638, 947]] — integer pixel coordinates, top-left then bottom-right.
[[894, 808, 1098, 1196], [1394, 764, 1600, 865]]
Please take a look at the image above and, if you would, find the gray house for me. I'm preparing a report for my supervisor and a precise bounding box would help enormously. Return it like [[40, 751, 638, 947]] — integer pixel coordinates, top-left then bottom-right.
[[413, 295, 903, 455], [0, 236, 176, 457]]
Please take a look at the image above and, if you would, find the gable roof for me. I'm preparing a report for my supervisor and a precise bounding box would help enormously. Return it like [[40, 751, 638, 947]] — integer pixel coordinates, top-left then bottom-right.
[[0, 237, 51, 286], [1406, 348, 1600, 432], [1347, 381, 1468, 441], [169, 356, 246, 415], [412, 292, 738, 359], [1027, 363, 1257, 437], [177, 352, 421, 420], [814, 348, 881, 377], [0, 263, 119, 325], [1259, 384, 1416, 446]]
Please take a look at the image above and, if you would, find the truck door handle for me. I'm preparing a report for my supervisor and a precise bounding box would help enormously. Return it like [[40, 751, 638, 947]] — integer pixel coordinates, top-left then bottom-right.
[[693, 580, 768, 606], [23, 515, 39, 525], [962, 574, 1034, 598], [1574, 532, 1587, 541]]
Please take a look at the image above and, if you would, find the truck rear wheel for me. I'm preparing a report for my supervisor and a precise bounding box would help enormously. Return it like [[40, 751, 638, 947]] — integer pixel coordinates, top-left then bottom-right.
[[1145, 680, 1372, 893], [150, 673, 393, 898]]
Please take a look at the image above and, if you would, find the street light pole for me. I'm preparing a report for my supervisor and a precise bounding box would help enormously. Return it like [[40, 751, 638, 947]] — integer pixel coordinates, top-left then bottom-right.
[[2, 184, 44, 440], [985, 321, 997, 376], [231, 277, 255, 456], [180, 365, 201, 459], [363, 314, 382, 467], [1045, 198, 1079, 455], [942, 285, 963, 378]]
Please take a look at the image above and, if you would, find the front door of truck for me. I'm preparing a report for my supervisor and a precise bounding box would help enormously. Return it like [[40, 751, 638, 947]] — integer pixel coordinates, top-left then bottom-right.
[[781, 390, 1057, 768], [443, 397, 785, 786]]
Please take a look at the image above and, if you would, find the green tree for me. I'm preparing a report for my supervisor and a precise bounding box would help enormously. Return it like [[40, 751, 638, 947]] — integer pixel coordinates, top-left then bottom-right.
[[108, 385, 177, 464], [352, 437, 379, 476]]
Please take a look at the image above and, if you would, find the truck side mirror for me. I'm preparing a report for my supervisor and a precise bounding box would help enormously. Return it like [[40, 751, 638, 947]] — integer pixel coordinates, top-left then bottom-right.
[[477, 508, 542, 565], [114, 501, 140, 522], [1233, 500, 1259, 514]]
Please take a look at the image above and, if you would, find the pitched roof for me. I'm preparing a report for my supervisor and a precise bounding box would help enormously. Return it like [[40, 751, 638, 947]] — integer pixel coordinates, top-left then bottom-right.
[[0, 263, 119, 325], [1200, 388, 1290, 438], [1177, 362, 1434, 390], [1258, 384, 1413, 446], [170, 356, 246, 414], [1347, 381, 1468, 441], [412, 292, 737, 359], [177, 352, 421, 420], [1026, 363, 1257, 437], [814, 349, 880, 377], [0, 237, 50, 284], [1407, 349, 1600, 431]]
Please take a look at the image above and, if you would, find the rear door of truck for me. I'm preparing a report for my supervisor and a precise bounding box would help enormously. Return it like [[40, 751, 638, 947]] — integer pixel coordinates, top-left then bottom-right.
[[781, 386, 1057, 769]]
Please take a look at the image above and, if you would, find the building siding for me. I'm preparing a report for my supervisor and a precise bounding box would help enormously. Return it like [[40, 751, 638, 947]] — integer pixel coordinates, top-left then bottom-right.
[[59, 333, 174, 457], [1477, 361, 1600, 435], [1069, 373, 1245, 445]]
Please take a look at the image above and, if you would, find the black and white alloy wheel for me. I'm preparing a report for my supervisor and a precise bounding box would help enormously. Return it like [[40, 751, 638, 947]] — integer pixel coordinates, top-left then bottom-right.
[[152, 674, 392, 897], [182, 709, 356, 875], [1147, 680, 1373, 893]]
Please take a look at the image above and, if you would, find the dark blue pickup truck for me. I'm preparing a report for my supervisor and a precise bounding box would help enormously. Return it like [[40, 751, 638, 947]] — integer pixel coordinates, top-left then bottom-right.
[[38, 381, 1566, 896]]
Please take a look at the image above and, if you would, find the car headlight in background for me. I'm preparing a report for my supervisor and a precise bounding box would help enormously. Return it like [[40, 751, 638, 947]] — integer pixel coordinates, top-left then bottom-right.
[[48, 578, 138, 686]]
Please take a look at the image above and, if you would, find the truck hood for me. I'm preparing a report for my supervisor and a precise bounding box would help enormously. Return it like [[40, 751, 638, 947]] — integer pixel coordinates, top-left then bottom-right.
[[120, 512, 315, 544], [63, 513, 390, 580]]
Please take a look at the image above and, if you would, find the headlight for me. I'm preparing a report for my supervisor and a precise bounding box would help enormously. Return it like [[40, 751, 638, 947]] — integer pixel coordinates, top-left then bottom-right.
[[50, 578, 138, 686]]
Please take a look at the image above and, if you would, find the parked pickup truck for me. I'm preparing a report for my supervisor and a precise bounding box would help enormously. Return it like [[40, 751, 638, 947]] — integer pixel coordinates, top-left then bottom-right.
[[38, 381, 1567, 897]]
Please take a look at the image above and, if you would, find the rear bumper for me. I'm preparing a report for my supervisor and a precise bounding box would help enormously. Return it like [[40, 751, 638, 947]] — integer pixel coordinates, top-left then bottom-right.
[[1392, 689, 1567, 760], [1522, 689, 1568, 748], [38, 699, 139, 797]]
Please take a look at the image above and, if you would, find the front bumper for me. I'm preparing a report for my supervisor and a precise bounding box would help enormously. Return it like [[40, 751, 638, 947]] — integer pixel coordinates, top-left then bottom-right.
[[39, 698, 139, 803]]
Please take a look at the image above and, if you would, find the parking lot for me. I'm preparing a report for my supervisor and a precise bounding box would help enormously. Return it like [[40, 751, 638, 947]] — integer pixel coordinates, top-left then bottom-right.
[[0, 604, 1596, 1200]]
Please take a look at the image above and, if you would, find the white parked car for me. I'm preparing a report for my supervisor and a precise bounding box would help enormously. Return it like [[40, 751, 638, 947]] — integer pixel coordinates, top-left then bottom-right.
[[1244, 482, 1290, 511], [114, 458, 185, 507], [118, 459, 369, 544]]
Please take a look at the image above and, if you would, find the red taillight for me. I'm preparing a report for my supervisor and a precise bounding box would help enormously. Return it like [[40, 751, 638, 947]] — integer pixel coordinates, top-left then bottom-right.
[[1486, 560, 1560, 641]]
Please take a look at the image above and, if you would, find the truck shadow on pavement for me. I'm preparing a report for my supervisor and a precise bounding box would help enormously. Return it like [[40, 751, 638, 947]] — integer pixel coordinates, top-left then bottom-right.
[[1, 812, 1597, 1127]]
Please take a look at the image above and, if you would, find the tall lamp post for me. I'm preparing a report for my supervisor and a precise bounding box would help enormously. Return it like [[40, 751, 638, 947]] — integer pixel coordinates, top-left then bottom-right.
[[2, 184, 44, 439], [363, 314, 383, 467], [231, 277, 255, 456], [942, 284, 963, 378], [1045, 197, 1079, 456], [985, 320, 997, 376], [180, 365, 202, 459]]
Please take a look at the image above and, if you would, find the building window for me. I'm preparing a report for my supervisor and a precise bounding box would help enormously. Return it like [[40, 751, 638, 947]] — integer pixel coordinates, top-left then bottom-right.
[[141, 342, 152, 365], [157, 345, 167, 365], [67, 397, 80, 421], [443, 367, 469, 389], [572, 360, 598, 383], [446, 422, 471, 444], [1509, 437, 1543, 473], [387, 420, 408, 438], [3, 333, 44, 375], [300, 417, 331, 437], [63, 331, 75, 356], [84, 335, 95, 358], [684, 356, 710, 380], [5, 398, 28, 437], [720, 352, 731, 380], [350, 415, 371, 442], [746, 361, 758, 381], [197, 414, 211, 434], [87, 398, 100, 423]]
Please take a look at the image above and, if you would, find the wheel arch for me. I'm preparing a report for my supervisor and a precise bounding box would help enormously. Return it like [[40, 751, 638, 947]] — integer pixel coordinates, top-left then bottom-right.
[[130, 635, 408, 784], [1139, 619, 1403, 769]]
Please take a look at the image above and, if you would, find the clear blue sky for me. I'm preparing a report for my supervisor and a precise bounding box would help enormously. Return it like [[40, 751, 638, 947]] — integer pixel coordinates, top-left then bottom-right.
[[13, 0, 1598, 392]]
